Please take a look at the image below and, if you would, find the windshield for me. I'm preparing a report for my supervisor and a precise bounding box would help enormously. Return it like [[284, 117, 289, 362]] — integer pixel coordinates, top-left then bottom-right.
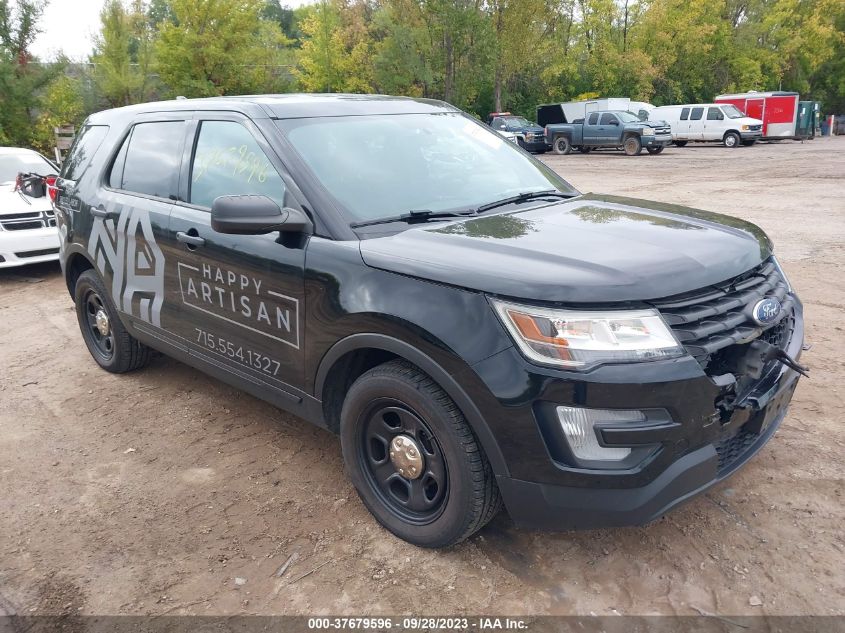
[[503, 116, 532, 128], [0, 152, 56, 184], [617, 111, 640, 123], [722, 105, 745, 119], [277, 113, 574, 224]]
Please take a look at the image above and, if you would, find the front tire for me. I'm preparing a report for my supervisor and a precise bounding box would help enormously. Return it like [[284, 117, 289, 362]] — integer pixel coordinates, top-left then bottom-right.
[[646, 146, 664, 154], [340, 360, 501, 548], [742, 139, 756, 146], [74, 270, 151, 373], [623, 135, 642, 156], [552, 136, 572, 155], [724, 131, 741, 147], [673, 140, 688, 147], [579, 146, 592, 154]]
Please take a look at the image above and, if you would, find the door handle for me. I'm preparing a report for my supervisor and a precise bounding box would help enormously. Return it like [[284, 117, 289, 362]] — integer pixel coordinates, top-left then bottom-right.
[[91, 206, 117, 219], [176, 231, 206, 247]]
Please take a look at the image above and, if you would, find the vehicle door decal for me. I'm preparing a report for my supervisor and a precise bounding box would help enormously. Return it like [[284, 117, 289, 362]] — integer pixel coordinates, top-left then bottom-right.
[[176, 260, 300, 349], [88, 202, 165, 327]]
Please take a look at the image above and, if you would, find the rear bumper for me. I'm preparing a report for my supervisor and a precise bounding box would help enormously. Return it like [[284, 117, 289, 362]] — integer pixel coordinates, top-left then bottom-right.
[[0, 227, 60, 268]]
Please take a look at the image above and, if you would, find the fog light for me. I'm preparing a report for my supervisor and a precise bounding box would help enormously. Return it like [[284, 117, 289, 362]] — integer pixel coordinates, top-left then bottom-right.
[[556, 406, 646, 461]]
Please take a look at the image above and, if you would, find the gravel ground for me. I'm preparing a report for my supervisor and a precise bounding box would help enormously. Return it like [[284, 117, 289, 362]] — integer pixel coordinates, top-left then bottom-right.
[[0, 136, 843, 617]]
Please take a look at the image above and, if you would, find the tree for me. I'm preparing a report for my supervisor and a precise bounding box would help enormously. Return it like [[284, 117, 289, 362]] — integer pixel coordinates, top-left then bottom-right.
[[30, 73, 84, 154], [0, 0, 57, 147], [91, 0, 155, 107], [154, 0, 292, 97]]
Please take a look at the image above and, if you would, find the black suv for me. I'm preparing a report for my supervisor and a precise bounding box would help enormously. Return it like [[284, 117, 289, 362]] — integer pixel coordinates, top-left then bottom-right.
[[54, 95, 804, 548]]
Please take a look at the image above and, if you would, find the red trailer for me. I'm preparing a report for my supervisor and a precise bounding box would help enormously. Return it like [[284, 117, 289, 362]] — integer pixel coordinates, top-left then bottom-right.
[[715, 91, 799, 139]]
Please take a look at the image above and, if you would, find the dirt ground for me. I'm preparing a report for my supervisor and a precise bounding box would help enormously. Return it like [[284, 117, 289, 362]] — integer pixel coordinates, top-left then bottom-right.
[[1, 136, 843, 618]]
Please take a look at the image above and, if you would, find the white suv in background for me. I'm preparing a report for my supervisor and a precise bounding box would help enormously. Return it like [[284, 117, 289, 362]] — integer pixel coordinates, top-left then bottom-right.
[[651, 104, 764, 147], [0, 147, 60, 269]]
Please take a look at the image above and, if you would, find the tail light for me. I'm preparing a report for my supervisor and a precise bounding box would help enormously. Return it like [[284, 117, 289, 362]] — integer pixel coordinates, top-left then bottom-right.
[[45, 176, 58, 203]]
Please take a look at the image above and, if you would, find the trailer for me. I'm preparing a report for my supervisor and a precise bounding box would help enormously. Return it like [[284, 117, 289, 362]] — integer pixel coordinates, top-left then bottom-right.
[[715, 91, 800, 139], [537, 98, 654, 126]]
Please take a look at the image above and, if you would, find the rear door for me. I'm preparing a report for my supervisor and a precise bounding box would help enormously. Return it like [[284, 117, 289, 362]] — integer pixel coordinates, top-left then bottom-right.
[[598, 112, 619, 144], [88, 115, 189, 337], [164, 112, 307, 392], [676, 108, 691, 139]]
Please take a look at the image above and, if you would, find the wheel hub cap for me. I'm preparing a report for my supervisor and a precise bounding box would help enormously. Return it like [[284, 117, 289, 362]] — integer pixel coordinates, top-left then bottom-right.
[[95, 309, 110, 336], [389, 435, 424, 480]]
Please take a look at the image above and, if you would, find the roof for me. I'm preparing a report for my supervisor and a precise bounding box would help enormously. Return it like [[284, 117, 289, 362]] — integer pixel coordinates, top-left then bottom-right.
[[87, 93, 458, 124], [716, 91, 799, 99]]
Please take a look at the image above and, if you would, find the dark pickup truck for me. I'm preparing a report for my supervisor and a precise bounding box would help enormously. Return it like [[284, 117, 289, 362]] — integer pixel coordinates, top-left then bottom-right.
[[545, 110, 672, 156]]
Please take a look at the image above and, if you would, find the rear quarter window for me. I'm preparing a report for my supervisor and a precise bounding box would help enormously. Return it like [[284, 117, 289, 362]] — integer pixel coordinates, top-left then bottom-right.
[[61, 125, 109, 181]]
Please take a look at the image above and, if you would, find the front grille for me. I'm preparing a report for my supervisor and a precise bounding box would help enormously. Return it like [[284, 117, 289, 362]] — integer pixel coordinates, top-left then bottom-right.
[[652, 260, 794, 368], [15, 247, 60, 258], [0, 210, 53, 231], [715, 428, 758, 474], [749, 125, 762, 131], [654, 126, 671, 134]]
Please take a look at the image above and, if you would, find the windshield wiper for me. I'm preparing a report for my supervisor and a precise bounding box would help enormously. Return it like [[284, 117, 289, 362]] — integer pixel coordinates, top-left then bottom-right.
[[475, 189, 574, 214], [350, 209, 477, 229]]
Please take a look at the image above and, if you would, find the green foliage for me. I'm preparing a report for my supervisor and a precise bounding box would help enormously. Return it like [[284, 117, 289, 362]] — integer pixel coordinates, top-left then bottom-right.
[[30, 73, 85, 154], [3, 0, 844, 157], [154, 0, 292, 97]]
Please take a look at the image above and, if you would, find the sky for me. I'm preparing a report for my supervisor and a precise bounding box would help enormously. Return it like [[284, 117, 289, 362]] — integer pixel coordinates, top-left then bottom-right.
[[30, 0, 313, 61]]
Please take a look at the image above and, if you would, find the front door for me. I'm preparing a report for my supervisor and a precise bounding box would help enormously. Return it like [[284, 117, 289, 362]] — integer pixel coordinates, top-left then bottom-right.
[[163, 114, 307, 391]]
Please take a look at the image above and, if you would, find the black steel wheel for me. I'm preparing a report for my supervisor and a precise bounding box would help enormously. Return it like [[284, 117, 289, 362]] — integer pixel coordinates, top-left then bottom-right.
[[340, 360, 501, 548], [359, 401, 448, 524], [74, 269, 151, 373]]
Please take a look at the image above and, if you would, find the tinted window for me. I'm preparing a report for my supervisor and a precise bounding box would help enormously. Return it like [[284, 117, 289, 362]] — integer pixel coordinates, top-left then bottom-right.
[[588, 112, 599, 125], [690, 107, 704, 121], [707, 107, 724, 121], [491, 118, 505, 129], [109, 133, 130, 189], [119, 121, 184, 199], [61, 125, 108, 181], [190, 121, 286, 209], [599, 113, 616, 125], [680, 108, 690, 121]]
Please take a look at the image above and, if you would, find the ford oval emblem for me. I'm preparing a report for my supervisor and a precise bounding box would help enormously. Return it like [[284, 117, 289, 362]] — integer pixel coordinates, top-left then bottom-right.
[[751, 297, 782, 325]]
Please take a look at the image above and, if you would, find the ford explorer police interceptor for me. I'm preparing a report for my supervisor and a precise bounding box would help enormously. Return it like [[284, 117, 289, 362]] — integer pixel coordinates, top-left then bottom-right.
[[54, 95, 805, 547]]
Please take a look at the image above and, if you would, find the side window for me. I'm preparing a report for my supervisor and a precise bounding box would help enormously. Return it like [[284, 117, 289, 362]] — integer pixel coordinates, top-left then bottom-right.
[[117, 121, 184, 199], [492, 118, 505, 129], [61, 125, 109, 181], [690, 107, 704, 121], [599, 113, 616, 125], [189, 120, 286, 209], [680, 108, 690, 121], [109, 132, 130, 189], [638, 109, 649, 121], [707, 107, 724, 121], [587, 112, 600, 125]]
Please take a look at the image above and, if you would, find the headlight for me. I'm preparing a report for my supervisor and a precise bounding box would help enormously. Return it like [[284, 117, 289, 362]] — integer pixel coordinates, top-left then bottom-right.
[[741, 125, 750, 131], [491, 300, 684, 370], [642, 127, 654, 135], [772, 255, 792, 293]]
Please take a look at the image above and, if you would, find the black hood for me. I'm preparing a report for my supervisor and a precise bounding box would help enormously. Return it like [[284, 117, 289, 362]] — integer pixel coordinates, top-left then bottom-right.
[[359, 194, 773, 304]]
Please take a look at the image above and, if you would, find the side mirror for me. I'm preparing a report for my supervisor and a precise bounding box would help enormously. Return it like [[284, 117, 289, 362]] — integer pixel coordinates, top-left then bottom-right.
[[211, 195, 312, 236]]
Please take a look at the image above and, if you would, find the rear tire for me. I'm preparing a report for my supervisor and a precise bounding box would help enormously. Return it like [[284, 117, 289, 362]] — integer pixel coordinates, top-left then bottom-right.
[[578, 146, 592, 154], [646, 146, 664, 155], [742, 139, 756, 146], [552, 136, 572, 155], [74, 270, 151, 373], [623, 135, 642, 156], [673, 140, 688, 147], [723, 131, 741, 148], [340, 359, 501, 548]]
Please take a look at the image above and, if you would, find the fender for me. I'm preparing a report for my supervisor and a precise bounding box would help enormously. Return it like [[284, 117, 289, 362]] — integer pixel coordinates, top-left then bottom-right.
[[61, 243, 97, 296], [315, 332, 510, 478]]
